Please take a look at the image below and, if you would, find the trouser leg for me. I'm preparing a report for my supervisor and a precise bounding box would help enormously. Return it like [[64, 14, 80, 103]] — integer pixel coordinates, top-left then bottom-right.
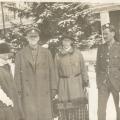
[[111, 87, 120, 120], [98, 85, 110, 120]]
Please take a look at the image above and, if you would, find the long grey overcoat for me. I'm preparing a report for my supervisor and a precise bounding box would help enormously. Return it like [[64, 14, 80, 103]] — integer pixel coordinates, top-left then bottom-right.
[[14, 45, 57, 120]]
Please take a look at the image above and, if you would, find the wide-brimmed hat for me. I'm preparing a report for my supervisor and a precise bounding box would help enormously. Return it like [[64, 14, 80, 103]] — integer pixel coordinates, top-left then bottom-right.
[[60, 34, 75, 42]]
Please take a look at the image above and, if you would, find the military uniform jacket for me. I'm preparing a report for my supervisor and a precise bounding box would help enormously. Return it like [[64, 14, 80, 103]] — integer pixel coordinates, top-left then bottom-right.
[[96, 41, 120, 91]]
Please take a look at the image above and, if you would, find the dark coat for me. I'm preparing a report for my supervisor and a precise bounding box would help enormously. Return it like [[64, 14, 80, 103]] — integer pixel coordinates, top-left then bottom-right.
[[96, 41, 120, 91], [14, 45, 57, 120], [0, 65, 22, 120], [55, 48, 89, 102]]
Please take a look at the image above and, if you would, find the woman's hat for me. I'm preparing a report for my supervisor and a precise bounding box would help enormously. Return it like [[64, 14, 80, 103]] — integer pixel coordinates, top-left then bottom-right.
[[60, 34, 75, 41]]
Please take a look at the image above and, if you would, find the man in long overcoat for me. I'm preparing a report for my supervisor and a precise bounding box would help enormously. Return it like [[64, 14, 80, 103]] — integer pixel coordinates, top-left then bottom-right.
[[14, 27, 57, 120], [96, 23, 120, 120]]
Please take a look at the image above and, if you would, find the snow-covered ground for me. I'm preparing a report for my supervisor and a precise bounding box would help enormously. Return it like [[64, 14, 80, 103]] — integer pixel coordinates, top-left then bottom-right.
[[0, 48, 117, 120]]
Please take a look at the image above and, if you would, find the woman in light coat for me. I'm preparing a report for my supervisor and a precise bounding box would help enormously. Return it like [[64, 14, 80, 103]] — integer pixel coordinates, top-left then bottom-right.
[[55, 36, 89, 120]]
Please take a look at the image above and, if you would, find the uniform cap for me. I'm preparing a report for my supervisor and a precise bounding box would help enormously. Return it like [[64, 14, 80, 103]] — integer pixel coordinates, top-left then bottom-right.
[[25, 27, 41, 36], [102, 23, 115, 32]]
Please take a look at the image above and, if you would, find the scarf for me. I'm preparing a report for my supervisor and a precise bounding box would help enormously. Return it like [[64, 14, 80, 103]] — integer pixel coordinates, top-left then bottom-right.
[[59, 47, 74, 56]]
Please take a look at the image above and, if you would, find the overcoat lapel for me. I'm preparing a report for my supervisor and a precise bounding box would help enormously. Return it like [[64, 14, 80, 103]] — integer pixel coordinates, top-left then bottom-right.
[[36, 45, 44, 66], [24, 45, 45, 71], [23, 46, 35, 69]]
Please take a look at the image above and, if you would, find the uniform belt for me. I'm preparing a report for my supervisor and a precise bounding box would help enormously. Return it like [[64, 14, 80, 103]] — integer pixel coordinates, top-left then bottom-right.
[[60, 73, 81, 78]]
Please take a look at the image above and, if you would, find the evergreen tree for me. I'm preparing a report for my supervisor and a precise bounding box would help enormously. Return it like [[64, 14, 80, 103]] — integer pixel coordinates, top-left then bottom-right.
[[3, 2, 102, 54]]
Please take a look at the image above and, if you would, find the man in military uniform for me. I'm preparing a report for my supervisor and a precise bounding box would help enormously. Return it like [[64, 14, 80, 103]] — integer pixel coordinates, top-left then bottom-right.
[[96, 23, 120, 120]]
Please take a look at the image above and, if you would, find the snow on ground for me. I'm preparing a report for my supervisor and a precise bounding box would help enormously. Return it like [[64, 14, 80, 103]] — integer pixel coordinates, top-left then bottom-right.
[[0, 48, 117, 120]]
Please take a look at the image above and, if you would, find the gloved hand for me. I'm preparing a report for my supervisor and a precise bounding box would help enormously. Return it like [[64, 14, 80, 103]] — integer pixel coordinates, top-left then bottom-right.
[[6, 99, 14, 107], [0, 88, 14, 107]]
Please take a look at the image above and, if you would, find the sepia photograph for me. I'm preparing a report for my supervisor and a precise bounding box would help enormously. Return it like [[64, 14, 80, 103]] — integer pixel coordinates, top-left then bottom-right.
[[0, 1, 120, 120]]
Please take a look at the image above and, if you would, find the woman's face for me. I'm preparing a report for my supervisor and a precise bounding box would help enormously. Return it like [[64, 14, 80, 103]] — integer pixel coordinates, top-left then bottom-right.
[[62, 38, 72, 49]]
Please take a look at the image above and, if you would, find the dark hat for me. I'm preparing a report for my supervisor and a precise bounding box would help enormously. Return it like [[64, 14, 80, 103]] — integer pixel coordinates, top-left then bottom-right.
[[61, 34, 75, 41], [0, 43, 11, 54], [25, 27, 41, 36], [102, 23, 115, 32]]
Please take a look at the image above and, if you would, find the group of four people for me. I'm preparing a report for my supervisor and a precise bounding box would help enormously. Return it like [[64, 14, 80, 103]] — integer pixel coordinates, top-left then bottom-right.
[[0, 23, 120, 120]]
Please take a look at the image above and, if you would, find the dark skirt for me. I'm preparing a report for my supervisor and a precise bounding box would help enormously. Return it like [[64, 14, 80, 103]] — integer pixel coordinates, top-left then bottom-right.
[[57, 101, 89, 120]]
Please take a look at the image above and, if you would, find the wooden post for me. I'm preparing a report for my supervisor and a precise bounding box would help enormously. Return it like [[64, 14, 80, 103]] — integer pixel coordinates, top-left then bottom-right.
[[100, 11, 110, 43], [100, 11, 110, 26], [1, 2, 5, 37]]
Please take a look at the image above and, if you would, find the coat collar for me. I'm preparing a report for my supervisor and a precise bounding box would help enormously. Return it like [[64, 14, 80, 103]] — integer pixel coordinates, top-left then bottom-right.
[[104, 41, 119, 47], [104, 41, 120, 49], [58, 47, 74, 56], [23, 45, 43, 66], [24, 46, 34, 65]]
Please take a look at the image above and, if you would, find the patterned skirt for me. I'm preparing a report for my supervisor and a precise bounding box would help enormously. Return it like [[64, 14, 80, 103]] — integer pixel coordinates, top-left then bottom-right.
[[0, 106, 15, 120], [57, 101, 89, 120]]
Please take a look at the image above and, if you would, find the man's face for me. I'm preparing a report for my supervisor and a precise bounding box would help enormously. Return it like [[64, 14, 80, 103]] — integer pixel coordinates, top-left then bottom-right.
[[103, 28, 115, 43], [62, 38, 72, 49], [26, 31, 40, 46]]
